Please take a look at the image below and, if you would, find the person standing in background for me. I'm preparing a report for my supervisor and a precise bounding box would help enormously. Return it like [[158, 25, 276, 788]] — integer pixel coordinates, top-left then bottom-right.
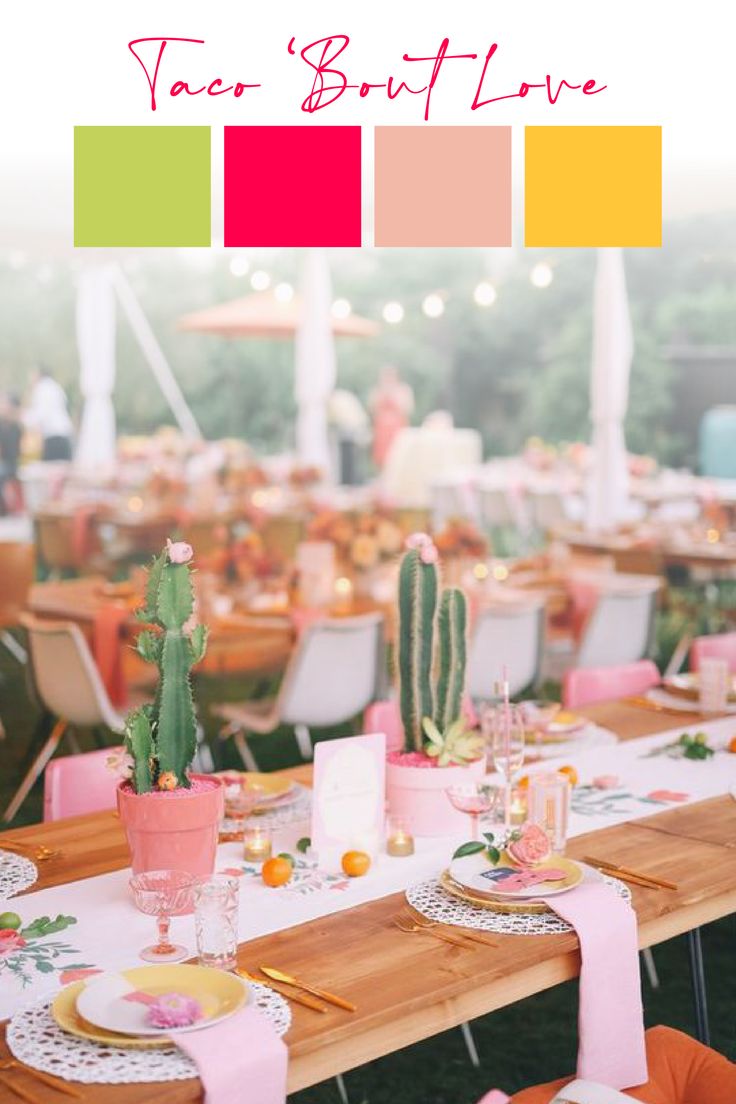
[[24, 367, 73, 461], [368, 366, 414, 469], [0, 393, 22, 515]]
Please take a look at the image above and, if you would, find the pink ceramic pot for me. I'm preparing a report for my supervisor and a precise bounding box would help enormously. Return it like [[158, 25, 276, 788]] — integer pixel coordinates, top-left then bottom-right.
[[117, 775, 224, 878], [386, 756, 486, 837]]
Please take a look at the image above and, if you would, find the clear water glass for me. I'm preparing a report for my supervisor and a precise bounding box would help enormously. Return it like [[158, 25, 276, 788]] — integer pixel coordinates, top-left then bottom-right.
[[528, 772, 571, 852], [194, 875, 240, 971], [484, 705, 526, 829]]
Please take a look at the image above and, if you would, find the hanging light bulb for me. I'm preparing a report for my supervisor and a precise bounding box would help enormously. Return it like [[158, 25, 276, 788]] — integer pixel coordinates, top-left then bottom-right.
[[530, 262, 554, 289], [250, 270, 271, 290], [229, 255, 250, 277], [382, 301, 404, 324], [474, 281, 497, 307], [274, 282, 294, 302], [422, 293, 445, 319], [332, 298, 352, 319]]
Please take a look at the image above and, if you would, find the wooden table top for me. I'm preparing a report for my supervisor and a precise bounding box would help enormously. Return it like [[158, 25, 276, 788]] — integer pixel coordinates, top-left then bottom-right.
[[1, 706, 734, 1102]]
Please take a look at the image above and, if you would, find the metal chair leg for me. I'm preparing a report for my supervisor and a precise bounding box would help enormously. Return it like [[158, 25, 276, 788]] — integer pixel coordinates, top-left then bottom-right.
[[233, 730, 261, 772], [687, 927, 710, 1045], [334, 1073, 350, 1104], [641, 947, 659, 989], [0, 629, 27, 665], [3, 719, 67, 822], [459, 1021, 481, 1067], [294, 723, 314, 761]]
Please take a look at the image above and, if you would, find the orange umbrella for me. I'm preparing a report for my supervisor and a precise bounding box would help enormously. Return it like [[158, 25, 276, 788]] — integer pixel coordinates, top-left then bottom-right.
[[177, 290, 378, 339]]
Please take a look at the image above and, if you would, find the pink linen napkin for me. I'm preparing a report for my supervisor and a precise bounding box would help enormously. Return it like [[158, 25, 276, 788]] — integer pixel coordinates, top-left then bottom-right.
[[541, 882, 647, 1090], [173, 1005, 288, 1104]]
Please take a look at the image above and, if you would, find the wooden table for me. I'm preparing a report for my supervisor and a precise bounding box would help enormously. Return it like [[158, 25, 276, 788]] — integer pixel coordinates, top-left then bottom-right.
[[1, 706, 735, 1102]]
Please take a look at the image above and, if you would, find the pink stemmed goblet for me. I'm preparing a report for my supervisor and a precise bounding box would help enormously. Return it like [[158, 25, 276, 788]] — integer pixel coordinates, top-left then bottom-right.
[[129, 869, 197, 963], [446, 783, 495, 841]]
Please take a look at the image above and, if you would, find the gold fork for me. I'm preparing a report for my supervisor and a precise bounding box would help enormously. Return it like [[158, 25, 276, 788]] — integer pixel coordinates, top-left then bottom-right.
[[404, 909, 499, 948], [392, 913, 477, 949]]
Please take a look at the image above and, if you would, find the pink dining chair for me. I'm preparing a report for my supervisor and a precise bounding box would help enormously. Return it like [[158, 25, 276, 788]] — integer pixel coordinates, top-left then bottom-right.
[[690, 631, 736, 674], [43, 746, 123, 821], [562, 659, 660, 709]]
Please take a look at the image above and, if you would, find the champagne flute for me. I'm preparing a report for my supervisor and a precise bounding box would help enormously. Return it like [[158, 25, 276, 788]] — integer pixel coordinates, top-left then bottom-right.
[[487, 705, 526, 830]]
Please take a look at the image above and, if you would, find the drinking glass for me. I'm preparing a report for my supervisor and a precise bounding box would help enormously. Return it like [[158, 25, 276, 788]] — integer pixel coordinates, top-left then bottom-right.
[[699, 657, 730, 713], [129, 870, 196, 963], [446, 783, 496, 840], [194, 875, 240, 971], [485, 705, 526, 830], [527, 772, 571, 852]]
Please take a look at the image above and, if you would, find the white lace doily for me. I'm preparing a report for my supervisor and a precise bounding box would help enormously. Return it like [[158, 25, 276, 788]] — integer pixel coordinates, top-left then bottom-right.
[[222, 783, 312, 835], [0, 849, 38, 899], [7, 982, 291, 1085], [406, 873, 631, 936]]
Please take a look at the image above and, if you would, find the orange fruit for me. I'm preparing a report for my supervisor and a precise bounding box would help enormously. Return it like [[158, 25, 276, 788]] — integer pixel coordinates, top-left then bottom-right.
[[728, 736, 736, 754], [262, 856, 293, 887], [341, 850, 371, 877], [516, 774, 530, 790], [557, 765, 579, 787]]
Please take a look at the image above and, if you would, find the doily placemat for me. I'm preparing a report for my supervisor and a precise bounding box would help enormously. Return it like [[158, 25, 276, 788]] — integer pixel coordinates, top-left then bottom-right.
[[222, 782, 311, 835], [0, 849, 38, 899], [7, 982, 291, 1085], [406, 873, 631, 936]]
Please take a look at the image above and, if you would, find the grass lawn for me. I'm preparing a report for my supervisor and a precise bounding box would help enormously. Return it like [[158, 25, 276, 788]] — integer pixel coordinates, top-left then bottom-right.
[[0, 638, 733, 1103]]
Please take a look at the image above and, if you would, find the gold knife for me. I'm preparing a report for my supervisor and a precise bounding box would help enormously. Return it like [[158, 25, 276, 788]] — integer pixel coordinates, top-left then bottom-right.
[[259, 966, 356, 1012], [237, 969, 327, 1013]]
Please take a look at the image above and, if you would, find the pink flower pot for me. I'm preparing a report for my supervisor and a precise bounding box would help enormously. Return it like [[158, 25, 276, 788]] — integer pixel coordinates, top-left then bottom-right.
[[117, 775, 224, 879], [386, 755, 486, 837]]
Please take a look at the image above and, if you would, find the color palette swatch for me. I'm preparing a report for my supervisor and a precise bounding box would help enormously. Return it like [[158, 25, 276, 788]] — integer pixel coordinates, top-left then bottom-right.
[[224, 126, 362, 247], [74, 126, 211, 247], [374, 126, 512, 247], [525, 126, 662, 247]]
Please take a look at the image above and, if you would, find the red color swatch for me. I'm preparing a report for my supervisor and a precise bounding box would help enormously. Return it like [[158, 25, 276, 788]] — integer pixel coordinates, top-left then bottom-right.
[[224, 126, 362, 247]]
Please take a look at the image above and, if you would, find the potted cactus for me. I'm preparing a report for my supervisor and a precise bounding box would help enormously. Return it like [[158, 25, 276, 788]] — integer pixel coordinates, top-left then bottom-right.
[[386, 534, 485, 836], [115, 540, 224, 877]]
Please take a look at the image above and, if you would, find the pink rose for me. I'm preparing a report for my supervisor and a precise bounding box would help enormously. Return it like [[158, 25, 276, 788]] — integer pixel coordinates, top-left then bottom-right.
[[166, 538, 194, 564], [507, 823, 551, 867], [0, 929, 27, 956], [419, 543, 439, 565], [405, 532, 432, 551]]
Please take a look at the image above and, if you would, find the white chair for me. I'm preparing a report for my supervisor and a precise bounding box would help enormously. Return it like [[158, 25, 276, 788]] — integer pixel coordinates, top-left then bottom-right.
[[528, 490, 570, 533], [213, 613, 385, 769], [576, 581, 659, 670], [430, 476, 478, 529], [467, 602, 545, 702], [4, 616, 145, 822]]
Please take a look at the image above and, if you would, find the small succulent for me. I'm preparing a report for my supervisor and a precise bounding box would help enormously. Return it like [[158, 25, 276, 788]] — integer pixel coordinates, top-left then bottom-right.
[[646, 730, 715, 761], [422, 717, 485, 767]]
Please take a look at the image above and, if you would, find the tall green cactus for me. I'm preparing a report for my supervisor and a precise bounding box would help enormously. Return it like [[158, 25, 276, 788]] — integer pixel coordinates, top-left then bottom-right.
[[435, 587, 467, 734], [398, 547, 437, 752], [124, 542, 208, 792]]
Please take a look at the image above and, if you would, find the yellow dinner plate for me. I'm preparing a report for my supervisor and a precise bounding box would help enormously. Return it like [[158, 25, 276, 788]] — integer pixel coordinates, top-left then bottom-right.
[[52, 965, 248, 1050], [215, 771, 294, 801], [449, 853, 584, 900]]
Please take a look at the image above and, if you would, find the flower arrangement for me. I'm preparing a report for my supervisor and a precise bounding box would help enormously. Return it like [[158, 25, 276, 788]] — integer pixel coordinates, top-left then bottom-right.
[[434, 518, 489, 560], [122, 539, 208, 793], [307, 509, 403, 573], [289, 464, 323, 488], [397, 533, 483, 765], [453, 822, 552, 865]]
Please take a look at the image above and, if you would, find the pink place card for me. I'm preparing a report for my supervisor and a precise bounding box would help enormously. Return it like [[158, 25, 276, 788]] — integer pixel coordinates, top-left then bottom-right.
[[312, 733, 386, 871]]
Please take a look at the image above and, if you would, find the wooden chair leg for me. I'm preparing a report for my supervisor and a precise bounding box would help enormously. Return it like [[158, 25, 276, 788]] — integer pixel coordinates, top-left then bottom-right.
[[3, 719, 68, 823]]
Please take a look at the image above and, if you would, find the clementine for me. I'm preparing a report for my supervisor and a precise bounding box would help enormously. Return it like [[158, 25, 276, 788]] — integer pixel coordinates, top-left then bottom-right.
[[557, 765, 579, 787], [341, 850, 371, 877], [262, 856, 293, 887]]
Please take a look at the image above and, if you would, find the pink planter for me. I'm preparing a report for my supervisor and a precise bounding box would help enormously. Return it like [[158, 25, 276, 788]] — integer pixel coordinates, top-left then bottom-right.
[[117, 775, 224, 880], [386, 756, 486, 837]]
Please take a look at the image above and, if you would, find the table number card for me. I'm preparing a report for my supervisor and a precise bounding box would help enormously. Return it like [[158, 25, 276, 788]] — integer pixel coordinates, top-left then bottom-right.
[[311, 733, 386, 871]]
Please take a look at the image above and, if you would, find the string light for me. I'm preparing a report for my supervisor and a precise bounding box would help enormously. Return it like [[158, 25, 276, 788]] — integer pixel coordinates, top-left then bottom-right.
[[530, 262, 553, 289], [250, 270, 271, 290], [332, 298, 352, 319], [422, 293, 445, 319], [474, 281, 497, 307], [274, 282, 294, 302], [229, 256, 250, 277], [382, 301, 404, 324]]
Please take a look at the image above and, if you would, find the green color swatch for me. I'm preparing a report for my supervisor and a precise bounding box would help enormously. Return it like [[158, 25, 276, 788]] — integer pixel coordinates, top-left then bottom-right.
[[74, 126, 211, 247]]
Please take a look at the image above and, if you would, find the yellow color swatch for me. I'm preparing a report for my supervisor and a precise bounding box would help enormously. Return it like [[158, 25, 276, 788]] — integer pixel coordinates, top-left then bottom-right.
[[525, 126, 661, 247]]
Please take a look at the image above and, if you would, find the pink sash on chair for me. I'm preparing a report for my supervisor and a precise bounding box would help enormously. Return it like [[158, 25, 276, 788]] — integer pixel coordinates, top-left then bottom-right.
[[92, 604, 130, 708]]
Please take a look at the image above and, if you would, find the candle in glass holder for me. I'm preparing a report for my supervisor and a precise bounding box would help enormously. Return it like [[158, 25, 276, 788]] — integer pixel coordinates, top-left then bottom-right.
[[333, 576, 354, 613], [527, 773, 570, 852], [510, 786, 527, 825], [243, 824, 272, 863], [386, 816, 414, 857]]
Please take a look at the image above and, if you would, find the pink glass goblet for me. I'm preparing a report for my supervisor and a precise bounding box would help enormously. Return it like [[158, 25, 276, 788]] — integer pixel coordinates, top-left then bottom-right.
[[129, 869, 197, 963], [446, 783, 495, 841]]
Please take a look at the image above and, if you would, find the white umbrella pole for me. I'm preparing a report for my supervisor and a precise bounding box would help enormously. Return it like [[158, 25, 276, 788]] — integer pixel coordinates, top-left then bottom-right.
[[294, 250, 337, 476], [75, 264, 117, 469]]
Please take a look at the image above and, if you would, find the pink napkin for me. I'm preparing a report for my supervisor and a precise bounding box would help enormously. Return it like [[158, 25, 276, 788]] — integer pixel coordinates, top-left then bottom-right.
[[541, 882, 647, 1090], [173, 1005, 288, 1104]]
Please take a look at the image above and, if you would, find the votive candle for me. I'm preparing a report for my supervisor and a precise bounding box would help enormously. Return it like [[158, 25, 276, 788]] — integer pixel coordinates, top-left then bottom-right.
[[243, 824, 272, 863], [386, 816, 415, 857]]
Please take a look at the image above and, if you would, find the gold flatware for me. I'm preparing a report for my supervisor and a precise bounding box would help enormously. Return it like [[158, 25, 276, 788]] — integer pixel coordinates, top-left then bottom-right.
[[237, 969, 327, 1013], [259, 966, 356, 1012], [392, 914, 477, 950], [0, 1062, 84, 1099], [402, 908, 498, 948], [584, 856, 678, 891], [0, 1072, 44, 1104], [0, 842, 61, 862]]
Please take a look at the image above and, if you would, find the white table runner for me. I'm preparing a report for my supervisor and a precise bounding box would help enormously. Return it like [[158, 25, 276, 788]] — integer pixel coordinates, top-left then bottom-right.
[[2, 716, 735, 1021]]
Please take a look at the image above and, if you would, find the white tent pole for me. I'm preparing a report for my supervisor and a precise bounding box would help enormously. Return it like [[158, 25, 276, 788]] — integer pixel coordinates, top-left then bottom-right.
[[110, 264, 202, 441]]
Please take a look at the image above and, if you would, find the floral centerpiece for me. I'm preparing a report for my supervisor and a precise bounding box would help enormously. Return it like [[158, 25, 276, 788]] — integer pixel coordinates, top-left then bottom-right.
[[386, 534, 485, 836], [115, 539, 223, 878]]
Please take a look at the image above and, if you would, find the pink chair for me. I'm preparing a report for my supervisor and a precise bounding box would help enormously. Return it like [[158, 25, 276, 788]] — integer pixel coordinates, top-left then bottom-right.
[[690, 632, 736, 674], [43, 746, 122, 822], [563, 659, 660, 710], [364, 697, 479, 752]]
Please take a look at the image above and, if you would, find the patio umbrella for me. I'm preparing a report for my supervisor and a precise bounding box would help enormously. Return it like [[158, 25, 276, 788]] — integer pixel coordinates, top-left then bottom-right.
[[585, 248, 634, 531], [178, 252, 378, 474]]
